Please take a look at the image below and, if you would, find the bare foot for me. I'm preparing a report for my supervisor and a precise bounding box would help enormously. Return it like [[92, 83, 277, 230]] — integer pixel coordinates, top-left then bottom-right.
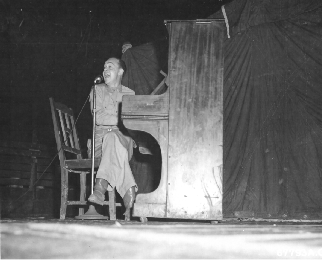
[[122, 186, 136, 221], [124, 208, 131, 221]]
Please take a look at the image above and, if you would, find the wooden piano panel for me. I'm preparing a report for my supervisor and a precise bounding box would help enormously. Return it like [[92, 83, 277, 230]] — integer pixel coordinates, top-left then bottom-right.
[[122, 20, 224, 220], [166, 21, 224, 220], [122, 95, 169, 217]]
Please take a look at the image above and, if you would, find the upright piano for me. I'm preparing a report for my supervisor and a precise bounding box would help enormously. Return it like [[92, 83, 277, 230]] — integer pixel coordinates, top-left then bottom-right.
[[121, 20, 224, 220]]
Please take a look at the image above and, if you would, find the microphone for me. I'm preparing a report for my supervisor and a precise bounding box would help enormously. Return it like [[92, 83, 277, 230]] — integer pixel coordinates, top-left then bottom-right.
[[94, 75, 103, 84]]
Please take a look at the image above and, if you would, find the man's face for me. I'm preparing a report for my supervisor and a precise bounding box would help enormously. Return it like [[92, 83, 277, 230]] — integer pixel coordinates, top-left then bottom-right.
[[103, 58, 123, 85]]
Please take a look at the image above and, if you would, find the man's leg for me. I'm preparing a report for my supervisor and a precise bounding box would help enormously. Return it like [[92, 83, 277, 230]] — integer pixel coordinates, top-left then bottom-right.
[[87, 129, 107, 205], [87, 178, 108, 205], [88, 131, 138, 220]]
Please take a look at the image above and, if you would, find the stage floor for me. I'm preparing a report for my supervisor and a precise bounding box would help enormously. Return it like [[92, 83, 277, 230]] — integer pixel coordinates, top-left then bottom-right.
[[2, 218, 322, 259]]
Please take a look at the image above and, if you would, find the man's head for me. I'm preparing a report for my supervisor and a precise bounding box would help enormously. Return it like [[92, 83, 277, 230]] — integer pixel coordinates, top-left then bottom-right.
[[103, 57, 126, 87]]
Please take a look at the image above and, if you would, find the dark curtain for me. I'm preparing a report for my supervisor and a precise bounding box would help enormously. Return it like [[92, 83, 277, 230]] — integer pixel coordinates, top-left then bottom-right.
[[121, 41, 168, 95], [210, 0, 322, 219]]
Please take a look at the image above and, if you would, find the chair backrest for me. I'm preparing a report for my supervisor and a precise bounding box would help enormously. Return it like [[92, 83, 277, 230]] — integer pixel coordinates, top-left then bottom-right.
[[49, 98, 83, 168]]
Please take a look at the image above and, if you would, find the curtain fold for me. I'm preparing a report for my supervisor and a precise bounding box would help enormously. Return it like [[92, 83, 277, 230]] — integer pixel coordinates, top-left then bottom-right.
[[217, 0, 322, 219], [121, 41, 167, 95]]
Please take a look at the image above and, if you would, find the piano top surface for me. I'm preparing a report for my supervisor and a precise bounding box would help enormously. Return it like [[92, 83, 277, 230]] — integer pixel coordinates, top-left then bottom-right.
[[121, 89, 169, 117]]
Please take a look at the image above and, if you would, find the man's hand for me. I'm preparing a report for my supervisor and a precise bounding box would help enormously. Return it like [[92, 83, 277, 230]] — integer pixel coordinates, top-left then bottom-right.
[[122, 42, 132, 53], [139, 146, 153, 155]]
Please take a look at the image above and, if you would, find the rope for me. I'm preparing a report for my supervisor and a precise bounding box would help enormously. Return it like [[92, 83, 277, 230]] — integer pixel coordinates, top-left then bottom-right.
[[221, 5, 231, 39]]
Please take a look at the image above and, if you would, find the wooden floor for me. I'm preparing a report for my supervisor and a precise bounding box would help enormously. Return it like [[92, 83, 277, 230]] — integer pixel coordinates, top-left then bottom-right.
[[2, 218, 322, 259]]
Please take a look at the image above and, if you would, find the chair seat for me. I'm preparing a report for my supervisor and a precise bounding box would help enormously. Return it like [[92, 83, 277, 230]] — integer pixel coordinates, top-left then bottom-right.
[[65, 158, 100, 169]]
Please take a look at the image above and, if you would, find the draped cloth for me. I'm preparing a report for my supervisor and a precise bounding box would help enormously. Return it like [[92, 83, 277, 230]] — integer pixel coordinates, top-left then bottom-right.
[[121, 41, 168, 95], [95, 128, 137, 198], [209, 0, 322, 219]]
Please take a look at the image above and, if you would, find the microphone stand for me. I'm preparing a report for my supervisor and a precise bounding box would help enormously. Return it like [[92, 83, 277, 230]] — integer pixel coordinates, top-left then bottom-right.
[[75, 83, 109, 220], [90, 84, 97, 195]]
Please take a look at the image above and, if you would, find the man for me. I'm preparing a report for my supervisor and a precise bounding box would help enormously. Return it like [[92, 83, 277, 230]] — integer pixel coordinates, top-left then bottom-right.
[[88, 57, 138, 221]]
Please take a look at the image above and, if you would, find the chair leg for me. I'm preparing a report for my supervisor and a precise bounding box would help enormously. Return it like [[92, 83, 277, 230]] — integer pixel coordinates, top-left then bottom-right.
[[108, 189, 116, 220], [60, 167, 68, 220], [78, 172, 86, 216]]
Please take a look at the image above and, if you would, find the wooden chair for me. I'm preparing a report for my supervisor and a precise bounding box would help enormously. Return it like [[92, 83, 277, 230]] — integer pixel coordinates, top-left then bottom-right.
[[49, 97, 121, 220]]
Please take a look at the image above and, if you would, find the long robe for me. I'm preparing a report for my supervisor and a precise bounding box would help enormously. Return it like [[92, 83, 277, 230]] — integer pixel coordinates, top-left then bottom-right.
[[89, 84, 138, 197]]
